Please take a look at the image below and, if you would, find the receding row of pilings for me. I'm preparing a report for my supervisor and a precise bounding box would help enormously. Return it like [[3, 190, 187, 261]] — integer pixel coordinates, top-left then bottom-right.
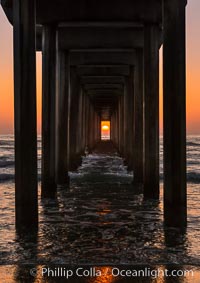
[[9, 0, 187, 231]]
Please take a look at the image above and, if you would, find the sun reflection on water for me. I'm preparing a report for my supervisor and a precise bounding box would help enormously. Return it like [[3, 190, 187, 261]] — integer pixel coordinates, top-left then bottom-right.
[[87, 267, 118, 283], [97, 209, 112, 216]]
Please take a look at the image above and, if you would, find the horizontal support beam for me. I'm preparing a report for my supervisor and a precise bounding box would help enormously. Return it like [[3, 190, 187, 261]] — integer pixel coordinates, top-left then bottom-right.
[[83, 83, 124, 90], [36, 1, 162, 24], [77, 65, 130, 76], [58, 27, 144, 49], [87, 89, 123, 96], [70, 51, 136, 65], [81, 76, 125, 84], [71, 48, 136, 52], [90, 99, 120, 104], [59, 22, 144, 28]]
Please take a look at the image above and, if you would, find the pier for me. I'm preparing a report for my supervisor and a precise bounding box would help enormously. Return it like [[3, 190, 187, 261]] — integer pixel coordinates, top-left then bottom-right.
[[1, 0, 187, 230]]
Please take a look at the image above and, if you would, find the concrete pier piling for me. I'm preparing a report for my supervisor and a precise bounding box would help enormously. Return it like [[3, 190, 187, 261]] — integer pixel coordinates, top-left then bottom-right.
[[13, 0, 38, 230], [133, 50, 144, 184], [41, 25, 57, 198], [163, 0, 187, 227], [56, 51, 70, 186], [143, 24, 160, 200]]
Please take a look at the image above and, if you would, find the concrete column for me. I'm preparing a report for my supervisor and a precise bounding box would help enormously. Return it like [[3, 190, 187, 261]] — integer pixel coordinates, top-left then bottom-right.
[[41, 26, 56, 198], [118, 97, 123, 153], [76, 88, 84, 155], [56, 51, 70, 186], [85, 95, 90, 148], [110, 115, 113, 141], [91, 105, 94, 146], [115, 110, 119, 148], [112, 112, 117, 144], [92, 107, 95, 146], [163, 0, 187, 227], [13, 0, 38, 229], [111, 112, 115, 143], [94, 111, 99, 143], [88, 102, 93, 150], [124, 67, 134, 170], [123, 78, 129, 161], [133, 49, 144, 184], [115, 111, 118, 145], [82, 92, 86, 151], [118, 99, 121, 149], [120, 95, 125, 155], [97, 114, 101, 141], [69, 67, 81, 170], [95, 111, 97, 143], [117, 100, 121, 150], [143, 24, 160, 199]]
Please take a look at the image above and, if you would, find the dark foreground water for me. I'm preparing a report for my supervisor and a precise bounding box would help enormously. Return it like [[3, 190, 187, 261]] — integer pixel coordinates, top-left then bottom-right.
[[0, 137, 200, 282]]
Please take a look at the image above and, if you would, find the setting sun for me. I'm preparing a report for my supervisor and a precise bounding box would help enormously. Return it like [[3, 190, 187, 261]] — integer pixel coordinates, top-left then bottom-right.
[[102, 125, 109, 131]]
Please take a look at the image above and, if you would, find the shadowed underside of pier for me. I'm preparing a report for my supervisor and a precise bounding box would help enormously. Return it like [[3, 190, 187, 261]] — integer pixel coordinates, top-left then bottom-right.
[[1, 0, 187, 230]]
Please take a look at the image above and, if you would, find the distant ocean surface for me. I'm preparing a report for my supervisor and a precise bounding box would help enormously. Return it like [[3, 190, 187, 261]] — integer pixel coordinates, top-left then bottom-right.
[[0, 135, 200, 183]]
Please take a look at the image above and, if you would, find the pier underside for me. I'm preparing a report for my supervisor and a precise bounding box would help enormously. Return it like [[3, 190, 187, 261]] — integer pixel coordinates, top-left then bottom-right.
[[1, 0, 187, 230]]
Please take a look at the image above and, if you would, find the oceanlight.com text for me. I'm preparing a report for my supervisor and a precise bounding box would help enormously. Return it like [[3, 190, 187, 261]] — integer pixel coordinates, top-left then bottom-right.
[[30, 266, 194, 279]]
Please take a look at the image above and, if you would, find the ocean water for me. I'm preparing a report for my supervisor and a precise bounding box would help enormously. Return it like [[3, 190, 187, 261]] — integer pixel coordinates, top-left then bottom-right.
[[0, 135, 200, 282], [1, 135, 200, 184]]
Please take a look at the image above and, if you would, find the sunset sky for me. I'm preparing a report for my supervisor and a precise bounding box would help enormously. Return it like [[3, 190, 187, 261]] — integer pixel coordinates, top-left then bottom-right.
[[0, 1, 200, 134]]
